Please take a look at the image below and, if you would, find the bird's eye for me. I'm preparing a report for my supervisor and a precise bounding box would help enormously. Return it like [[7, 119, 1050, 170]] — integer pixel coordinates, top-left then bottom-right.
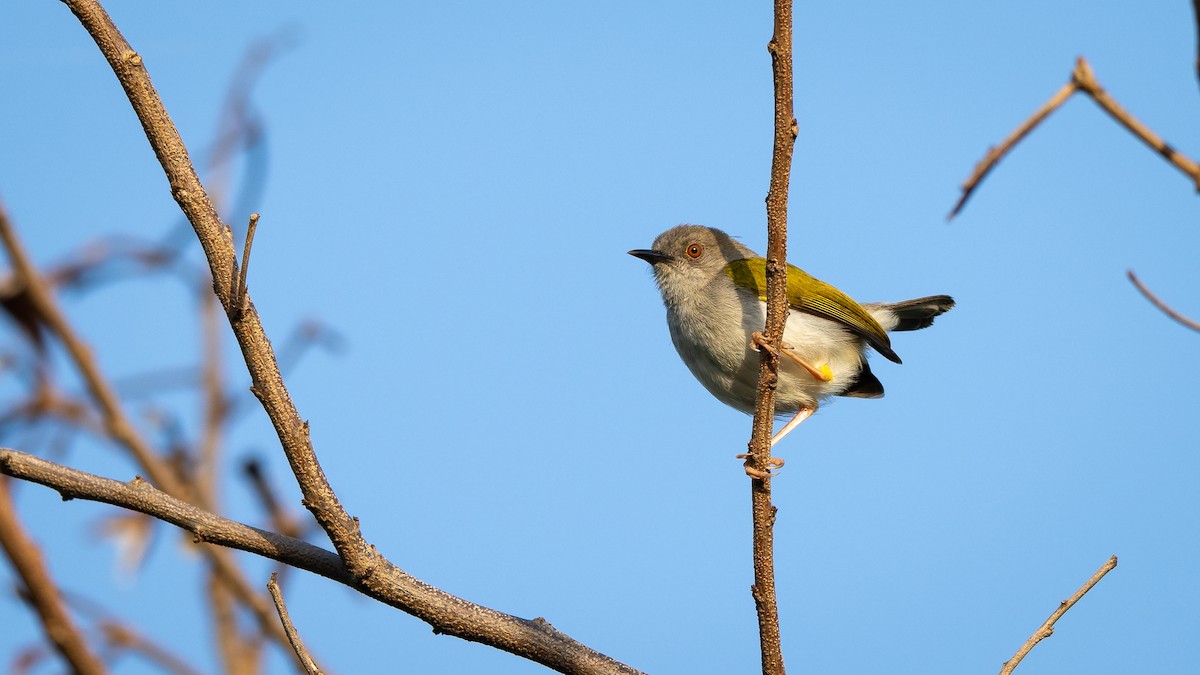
[[685, 243, 703, 259]]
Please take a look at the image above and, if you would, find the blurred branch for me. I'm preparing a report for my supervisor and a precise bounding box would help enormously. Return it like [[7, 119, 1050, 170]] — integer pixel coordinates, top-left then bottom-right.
[[0, 477, 106, 675], [1000, 555, 1118, 675], [1127, 270, 1200, 332], [243, 457, 305, 540], [951, 57, 1200, 219], [268, 573, 322, 675], [0, 201, 292, 650], [98, 619, 204, 675], [745, 0, 797, 673], [1194, 0, 1200, 90], [207, 574, 261, 675]]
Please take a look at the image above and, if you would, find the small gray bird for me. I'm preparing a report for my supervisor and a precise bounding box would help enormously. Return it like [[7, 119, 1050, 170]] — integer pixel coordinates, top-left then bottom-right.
[[629, 225, 953, 472]]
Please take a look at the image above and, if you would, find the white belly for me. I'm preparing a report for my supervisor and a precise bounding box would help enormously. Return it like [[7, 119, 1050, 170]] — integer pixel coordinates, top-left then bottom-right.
[[668, 299, 883, 416]]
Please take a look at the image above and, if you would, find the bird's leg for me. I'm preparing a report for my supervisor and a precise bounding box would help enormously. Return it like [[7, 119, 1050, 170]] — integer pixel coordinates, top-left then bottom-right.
[[736, 404, 815, 477], [751, 332, 833, 383], [771, 405, 814, 446]]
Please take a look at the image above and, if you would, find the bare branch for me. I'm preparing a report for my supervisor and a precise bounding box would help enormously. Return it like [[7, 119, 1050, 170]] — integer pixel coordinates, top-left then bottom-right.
[[0, 477, 106, 675], [0, 449, 347, 582], [1127, 270, 1200, 332], [1070, 58, 1200, 187], [0, 449, 640, 674], [268, 573, 322, 675], [231, 212, 259, 320], [1194, 0, 1200, 91], [950, 81, 1077, 220], [99, 619, 205, 675], [999, 555, 1118, 675], [745, 1, 797, 673], [951, 57, 1200, 220]]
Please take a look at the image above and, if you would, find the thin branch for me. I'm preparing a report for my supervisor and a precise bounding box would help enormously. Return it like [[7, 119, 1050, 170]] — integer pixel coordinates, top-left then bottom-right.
[[99, 620, 205, 675], [951, 57, 1200, 220], [1070, 58, 1200, 186], [999, 555, 1118, 675], [746, 1, 796, 673], [0, 448, 641, 674], [1194, 0, 1200, 91], [1127, 270, 1200, 332], [243, 457, 304, 540], [231, 212, 258, 320], [949, 81, 1077, 219], [0, 477, 107, 675], [0, 449, 347, 581], [268, 573, 322, 675]]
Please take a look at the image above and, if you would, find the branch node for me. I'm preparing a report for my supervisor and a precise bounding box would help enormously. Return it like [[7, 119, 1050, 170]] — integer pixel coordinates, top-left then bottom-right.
[[229, 213, 259, 321]]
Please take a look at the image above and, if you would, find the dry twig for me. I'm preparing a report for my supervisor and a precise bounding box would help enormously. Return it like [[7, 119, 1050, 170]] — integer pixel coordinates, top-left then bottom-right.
[[745, 1, 797, 673], [268, 573, 322, 675], [950, 57, 1200, 220], [1126, 271, 1200, 332], [999, 555, 1118, 675]]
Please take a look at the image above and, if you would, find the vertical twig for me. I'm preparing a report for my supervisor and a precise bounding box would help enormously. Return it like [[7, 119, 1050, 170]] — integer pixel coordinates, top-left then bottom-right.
[[748, 1, 797, 673], [231, 212, 258, 319], [1192, 0, 1200, 90]]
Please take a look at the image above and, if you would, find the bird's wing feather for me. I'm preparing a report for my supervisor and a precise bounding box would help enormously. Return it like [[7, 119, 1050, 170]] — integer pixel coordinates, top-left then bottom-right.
[[724, 258, 900, 363]]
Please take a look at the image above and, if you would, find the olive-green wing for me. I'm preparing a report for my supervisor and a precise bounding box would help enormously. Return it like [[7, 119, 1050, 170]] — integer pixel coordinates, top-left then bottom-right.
[[724, 258, 900, 363]]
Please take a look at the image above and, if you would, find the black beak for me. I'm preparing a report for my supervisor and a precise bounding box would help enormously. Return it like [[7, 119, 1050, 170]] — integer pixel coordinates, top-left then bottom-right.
[[628, 249, 671, 265]]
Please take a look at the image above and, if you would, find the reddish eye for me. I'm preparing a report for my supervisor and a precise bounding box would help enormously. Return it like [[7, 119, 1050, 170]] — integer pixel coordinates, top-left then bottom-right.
[[685, 243, 703, 259]]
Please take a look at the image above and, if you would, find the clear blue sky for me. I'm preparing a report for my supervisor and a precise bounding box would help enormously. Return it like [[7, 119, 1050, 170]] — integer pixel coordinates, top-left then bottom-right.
[[2, 1, 1198, 673]]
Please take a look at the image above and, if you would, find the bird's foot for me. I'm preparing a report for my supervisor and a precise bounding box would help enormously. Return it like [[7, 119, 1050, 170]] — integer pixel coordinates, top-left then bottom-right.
[[751, 332, 833, 383], [737, 453, 784, 479]]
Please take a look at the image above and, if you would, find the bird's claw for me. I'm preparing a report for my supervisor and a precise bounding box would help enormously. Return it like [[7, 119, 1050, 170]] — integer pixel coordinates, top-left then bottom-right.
[[737, 453, 784, 479]]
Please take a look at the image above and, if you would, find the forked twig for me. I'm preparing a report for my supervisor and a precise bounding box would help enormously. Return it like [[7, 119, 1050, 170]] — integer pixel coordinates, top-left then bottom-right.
[[999, 555, 1118, 675], [951, 57, 1200, 220]]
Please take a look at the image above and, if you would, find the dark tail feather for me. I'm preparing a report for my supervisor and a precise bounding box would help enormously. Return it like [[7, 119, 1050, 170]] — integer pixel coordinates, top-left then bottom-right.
[[840, 360, 885, 399], [886, 295, 955, 331]]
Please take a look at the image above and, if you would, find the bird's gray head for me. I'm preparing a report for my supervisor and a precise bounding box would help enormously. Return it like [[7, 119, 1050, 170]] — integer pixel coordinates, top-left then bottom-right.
[[628, 225, 756, 310]]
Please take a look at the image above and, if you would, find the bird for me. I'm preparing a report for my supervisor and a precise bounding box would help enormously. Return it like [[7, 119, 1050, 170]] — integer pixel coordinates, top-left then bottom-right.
[[629, 224, 953, 475]]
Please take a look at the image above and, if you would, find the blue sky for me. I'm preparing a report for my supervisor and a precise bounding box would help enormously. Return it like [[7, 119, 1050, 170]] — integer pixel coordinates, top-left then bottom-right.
[[2, 1, 1198, 673]]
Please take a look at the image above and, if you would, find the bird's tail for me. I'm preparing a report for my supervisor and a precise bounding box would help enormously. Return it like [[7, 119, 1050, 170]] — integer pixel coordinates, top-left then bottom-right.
[[875, 295, 955, 331]]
